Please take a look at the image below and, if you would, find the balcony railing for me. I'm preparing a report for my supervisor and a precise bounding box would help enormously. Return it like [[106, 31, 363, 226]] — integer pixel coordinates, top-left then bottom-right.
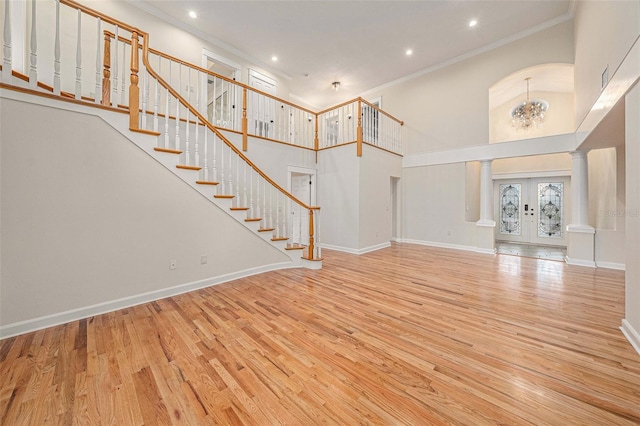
[[1, 0, 403, 158]]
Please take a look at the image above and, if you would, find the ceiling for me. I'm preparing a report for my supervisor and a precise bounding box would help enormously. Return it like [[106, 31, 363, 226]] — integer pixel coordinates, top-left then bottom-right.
[[134, 0, 574, 109]]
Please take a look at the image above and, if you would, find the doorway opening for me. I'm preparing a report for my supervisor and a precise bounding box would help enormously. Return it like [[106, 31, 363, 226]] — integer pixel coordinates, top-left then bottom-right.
[[288, 167, 316, 246], [202, 49, 240, 129]]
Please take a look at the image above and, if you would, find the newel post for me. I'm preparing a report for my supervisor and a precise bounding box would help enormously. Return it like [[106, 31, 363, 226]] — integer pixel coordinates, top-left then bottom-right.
[[129, 31, 139, 130], [308, 209, 315, 260], [356, 99, 363, 157], [242, 87, 248, 151], [101, 31, 111, 106]]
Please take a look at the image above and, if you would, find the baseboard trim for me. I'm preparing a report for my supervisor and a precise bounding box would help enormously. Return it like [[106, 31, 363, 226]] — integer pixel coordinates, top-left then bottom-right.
[[320, 242, 391, 255], [595, 261, 626, 271], [565, 256, 597, 268], [399, 238, 495, 255], [0, 261, 294, 340], [621, 319, 640, 356]]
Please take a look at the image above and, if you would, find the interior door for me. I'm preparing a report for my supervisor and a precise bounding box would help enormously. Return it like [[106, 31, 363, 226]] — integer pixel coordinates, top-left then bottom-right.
[[290, 173, 312, 245], [495, 177, 569, 246], [248, 70, 276, 139]]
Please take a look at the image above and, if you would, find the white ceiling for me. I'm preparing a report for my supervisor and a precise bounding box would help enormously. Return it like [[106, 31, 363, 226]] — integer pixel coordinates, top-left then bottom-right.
[[134, 0, 574, 109]]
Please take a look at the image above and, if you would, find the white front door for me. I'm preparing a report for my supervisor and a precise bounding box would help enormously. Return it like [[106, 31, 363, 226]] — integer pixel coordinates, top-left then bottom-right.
[[495, 177, 570, 246]]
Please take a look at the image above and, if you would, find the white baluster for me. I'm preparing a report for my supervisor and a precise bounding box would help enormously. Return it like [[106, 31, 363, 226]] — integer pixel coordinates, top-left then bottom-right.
[[212, 133, 218, 183], [255, 175, 261, 219], [194, 71, 200, 170], [2, 0, 12, 82], [212, 76, 217, 124], [153, 69, 159, 133], [111, 25, 118, 106], [94, 17, 101, 102], [120, 41, 126, 106], [249, 168, 254, 217], [29, 0, 37, 88], [75, 9, 82, 100], [220, 140, 225, 194], [227, 142, 233, 196], [185, 68, 191, 166], [53, 0, 60, 94], [140, 65, 147, 128], [243, 162, 248, 208], [269, 187, 274, 229], [262, 179, 267, 226], [235, 155, 240, 207], [175, 65, 181, 152], [203, 128, 209, 181], [276, 193, 280, 237], [164, 60, 170, 147]]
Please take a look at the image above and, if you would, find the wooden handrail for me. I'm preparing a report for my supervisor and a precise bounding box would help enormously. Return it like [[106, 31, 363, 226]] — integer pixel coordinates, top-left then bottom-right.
[[60, 0, 143, 35], [105, 31, 317, 116], [140, 33, 318, 213], [318, 97, 404, 126]]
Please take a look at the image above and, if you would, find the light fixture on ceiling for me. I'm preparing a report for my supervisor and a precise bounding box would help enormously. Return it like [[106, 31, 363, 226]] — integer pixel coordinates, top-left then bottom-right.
[[469, 19, 478, 28], [188, 10, 197, 19], [511, 77, 549, 130], [406, 49, 413, 56], [332, 81, 340, 91], [271, 55, 278, 62]]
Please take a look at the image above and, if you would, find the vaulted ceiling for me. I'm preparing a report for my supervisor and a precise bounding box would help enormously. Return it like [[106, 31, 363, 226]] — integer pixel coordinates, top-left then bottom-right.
[[133, 0, 574, 109]]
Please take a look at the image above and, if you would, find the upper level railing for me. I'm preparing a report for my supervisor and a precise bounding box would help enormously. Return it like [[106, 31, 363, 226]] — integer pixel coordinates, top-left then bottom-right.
[[1, 0, 403, 157]]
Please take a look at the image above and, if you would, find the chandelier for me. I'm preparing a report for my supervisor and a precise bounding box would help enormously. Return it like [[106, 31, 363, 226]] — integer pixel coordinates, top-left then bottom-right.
[[511, 77, 549, 130]]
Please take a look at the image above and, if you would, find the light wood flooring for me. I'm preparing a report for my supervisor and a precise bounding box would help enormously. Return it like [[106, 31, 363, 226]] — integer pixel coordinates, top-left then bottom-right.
[[1, 243, 639, 425]]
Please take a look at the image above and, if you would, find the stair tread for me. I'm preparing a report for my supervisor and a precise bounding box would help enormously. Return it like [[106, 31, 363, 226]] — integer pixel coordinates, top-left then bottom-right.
[[258, 228, 275, 232], [271, 237, 289, 242], [155, 147, 182, 154], [230, 207, 249, 211], [176, 164, 201, 171], [285, 244, 305, 250], [214, 195, 235, 199], [195, 180, 219, 185], [245, 218, 262, 222]]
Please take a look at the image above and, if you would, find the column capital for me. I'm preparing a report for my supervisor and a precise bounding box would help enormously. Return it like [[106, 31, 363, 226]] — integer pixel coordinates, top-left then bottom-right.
[[570, 150, 590, 159]]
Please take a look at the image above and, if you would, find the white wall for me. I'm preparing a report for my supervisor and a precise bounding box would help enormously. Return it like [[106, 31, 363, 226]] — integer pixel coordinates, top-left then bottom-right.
[[359, 146, 402, 249], [370, 20, 575, 155], [574, 0, 640, 126], [0, 98, 289, 331], [402, 163, 477, 248], [317, 145, 360, 250], [624, 82, 640, 351]]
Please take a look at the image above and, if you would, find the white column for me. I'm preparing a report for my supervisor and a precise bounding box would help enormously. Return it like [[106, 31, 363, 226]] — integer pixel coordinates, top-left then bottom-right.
[[2, 0, 12, 81], [476, 159, 496, 254], [568, 150, 591, 229], [477, 159, 495, 226], [566, 150, 595, 267]]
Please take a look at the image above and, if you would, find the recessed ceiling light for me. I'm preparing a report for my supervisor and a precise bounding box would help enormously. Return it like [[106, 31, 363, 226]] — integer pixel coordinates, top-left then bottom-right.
[[469, 19, 478, 28], [271, 55, 278, 62], [406, 49, 413, 56], [188, 10, 197, 19]]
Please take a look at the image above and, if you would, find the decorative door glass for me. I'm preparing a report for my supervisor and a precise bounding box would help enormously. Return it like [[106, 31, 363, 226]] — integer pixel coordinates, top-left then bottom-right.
[[499, 184, 521, 235], [538, 183, 563, 238]]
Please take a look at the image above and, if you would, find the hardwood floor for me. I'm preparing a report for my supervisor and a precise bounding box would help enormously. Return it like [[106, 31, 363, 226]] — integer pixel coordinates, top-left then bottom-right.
[[1, 243, 639, 425]]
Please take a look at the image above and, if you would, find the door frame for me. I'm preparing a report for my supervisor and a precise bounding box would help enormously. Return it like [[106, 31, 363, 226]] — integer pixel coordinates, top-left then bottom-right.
[[493, 172, 571, 247]]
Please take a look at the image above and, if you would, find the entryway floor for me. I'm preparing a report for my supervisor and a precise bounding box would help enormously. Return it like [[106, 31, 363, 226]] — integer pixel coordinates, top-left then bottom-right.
[[496, 242, 566, 262]]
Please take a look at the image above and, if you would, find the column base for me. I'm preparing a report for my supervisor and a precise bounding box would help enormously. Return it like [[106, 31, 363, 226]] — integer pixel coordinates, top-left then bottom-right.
[[476, 220, 496, 254], [566, 225, 596, 267]]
